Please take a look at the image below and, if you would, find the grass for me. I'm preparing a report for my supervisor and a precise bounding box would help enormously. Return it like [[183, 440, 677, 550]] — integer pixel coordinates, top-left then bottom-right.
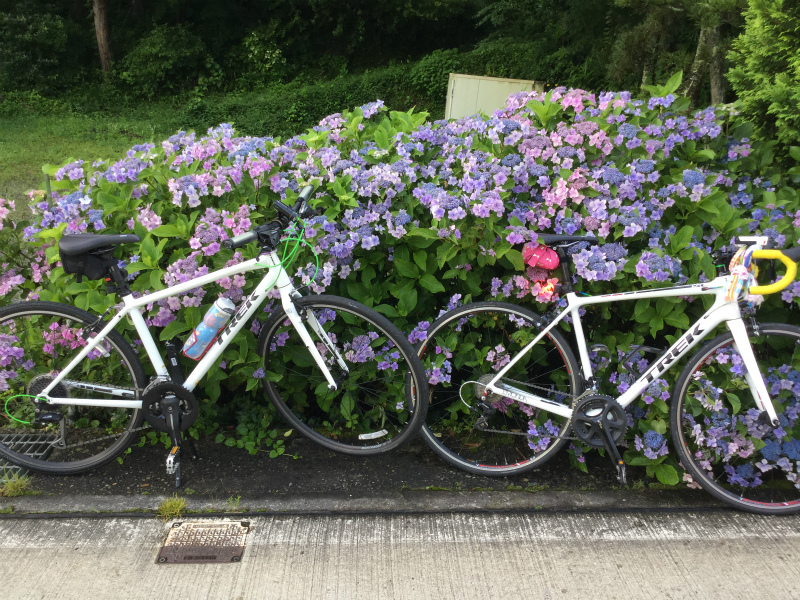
[[0, 471, 34, 497], [157, 493, 188, 522], [0, 108, 181, 213]]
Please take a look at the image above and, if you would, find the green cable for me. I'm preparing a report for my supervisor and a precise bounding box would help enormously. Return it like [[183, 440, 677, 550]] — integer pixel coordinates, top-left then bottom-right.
[[272, 221, 321, 284], [4, 394, 47, 425]]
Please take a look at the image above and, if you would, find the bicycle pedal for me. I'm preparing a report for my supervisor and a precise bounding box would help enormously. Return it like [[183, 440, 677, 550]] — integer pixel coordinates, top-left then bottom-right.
[[34, 411, 63, 424], [166, 445, 180, 475], [615, 460, 627, 485]]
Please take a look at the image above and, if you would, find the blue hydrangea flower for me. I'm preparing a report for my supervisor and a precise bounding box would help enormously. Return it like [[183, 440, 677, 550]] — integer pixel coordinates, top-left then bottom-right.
[[683, 169, 705, 189], [643, 430, 664, 450]]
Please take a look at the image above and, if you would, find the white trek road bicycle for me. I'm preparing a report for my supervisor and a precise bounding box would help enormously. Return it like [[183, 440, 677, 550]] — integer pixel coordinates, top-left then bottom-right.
[[0, 186, 428, 486], [417, 234, 800, 514]]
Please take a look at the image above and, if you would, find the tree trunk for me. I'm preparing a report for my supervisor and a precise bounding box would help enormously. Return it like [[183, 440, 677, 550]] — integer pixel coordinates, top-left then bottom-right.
[[93, 0, 113, 74], [680, 26, 712, 108], [640, 38, 659, 91], [708, 24, 725, 105]]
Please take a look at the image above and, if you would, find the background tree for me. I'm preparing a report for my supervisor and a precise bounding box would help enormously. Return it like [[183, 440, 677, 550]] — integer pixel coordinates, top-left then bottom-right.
[[727, 0, 800, 151], [92, 0, 112, 73]]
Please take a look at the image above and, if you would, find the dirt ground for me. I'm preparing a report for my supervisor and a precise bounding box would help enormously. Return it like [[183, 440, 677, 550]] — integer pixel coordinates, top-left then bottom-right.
[[19, 435, 628, 500]]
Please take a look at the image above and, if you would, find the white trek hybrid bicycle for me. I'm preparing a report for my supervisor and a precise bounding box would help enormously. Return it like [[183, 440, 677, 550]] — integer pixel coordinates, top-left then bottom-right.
[[0, 186, 428, 486], [417, 234, 800, 514]]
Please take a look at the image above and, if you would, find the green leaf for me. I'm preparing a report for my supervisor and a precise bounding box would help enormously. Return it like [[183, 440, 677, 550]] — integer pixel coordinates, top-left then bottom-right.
[[669, 226, 694, 253], [727, 392, 741, 415], [419, 274, 445, 293], [406, 228, 439, 239], [653, 464, 679, 486], [373, 304, 399, 317], [160, 320, 192, 341], [413, 250, 428, 272], [664, 71, 683, 95], [436, 243, 459, 268], [504, 249, 525, 271], [141, 236, 158, 268], [393, 258, 420, 279], [151, 224, 182, 238], [374, 129, 390, 150], [790, 146, 800, 163]]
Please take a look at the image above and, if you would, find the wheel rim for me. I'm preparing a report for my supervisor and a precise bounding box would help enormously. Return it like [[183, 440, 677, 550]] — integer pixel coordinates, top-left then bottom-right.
[[419, 305, 577, 473], [262, 302, 419, 450], [675, 326, 800, 510], [0, 309, 140, 470]]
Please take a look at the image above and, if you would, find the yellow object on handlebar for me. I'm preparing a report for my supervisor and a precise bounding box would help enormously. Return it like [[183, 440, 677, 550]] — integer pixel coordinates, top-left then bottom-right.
[[749, 250, 798, 295]]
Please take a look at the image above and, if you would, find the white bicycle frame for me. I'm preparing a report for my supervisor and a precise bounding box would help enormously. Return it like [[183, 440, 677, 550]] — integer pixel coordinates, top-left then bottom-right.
[[484, 272, 779, 425], [37, 249, 347, 409]]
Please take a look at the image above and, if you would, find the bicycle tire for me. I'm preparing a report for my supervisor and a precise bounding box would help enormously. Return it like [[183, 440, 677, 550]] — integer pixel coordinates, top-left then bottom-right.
[[0, 301, 146, 474], [258, 295, 429, 455], [416, 301, 582, 476], [670, 322, 800, 515]]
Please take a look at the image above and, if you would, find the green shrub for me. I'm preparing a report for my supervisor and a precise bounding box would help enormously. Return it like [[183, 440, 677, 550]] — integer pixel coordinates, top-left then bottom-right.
[[3, 77, 800, 476], [0, 8, 69, 92], [118, 24, 208, 99], [410, 49, 464, 101], [727, 0, 800, 153]]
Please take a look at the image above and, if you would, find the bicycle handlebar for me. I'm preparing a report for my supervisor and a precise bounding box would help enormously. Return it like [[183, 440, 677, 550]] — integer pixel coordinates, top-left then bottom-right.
[[221, 184, 316, 250], [750, 249, 798, 295], [221, 230, 258, 250]]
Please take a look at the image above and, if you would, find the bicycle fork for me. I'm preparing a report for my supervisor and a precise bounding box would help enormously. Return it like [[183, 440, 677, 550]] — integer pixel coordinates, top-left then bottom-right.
[[728, 318, 780, 427]]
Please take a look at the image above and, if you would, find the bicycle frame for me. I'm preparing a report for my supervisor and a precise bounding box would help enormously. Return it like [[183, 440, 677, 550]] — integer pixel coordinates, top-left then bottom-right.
[[483, 273, 778, 424], [37, 248, 346, 409]]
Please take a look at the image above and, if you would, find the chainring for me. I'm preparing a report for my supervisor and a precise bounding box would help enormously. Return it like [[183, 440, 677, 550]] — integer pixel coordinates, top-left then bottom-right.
[[142, 381, 199, 433], [571, 394, 627, 449]]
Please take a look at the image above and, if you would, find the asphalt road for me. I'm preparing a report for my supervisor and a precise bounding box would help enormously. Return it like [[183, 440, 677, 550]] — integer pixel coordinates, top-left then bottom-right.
[[2, 510, 799, 599]]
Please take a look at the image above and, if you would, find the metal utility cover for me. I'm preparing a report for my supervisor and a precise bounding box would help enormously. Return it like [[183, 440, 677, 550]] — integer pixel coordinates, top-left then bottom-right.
[[0, 433, 56, 476], [157, 521, 250, 564]]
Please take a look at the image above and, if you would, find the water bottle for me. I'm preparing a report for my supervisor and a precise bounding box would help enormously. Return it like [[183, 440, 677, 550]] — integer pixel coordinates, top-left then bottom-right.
[[182, 297, 236, 360]]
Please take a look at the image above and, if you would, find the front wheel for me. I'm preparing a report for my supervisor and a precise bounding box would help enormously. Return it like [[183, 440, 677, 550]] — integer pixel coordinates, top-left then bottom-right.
[[671, 322, 800, 515], [417, 301, 582, 476], [258, 295, 429, 455]]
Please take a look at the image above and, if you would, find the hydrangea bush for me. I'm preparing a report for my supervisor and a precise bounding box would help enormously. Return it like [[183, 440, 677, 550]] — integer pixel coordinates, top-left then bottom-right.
[[2, 72, 800, 480]]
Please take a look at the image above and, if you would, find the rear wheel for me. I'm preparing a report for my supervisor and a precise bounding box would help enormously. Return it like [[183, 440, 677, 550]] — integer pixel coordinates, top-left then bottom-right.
[[417, 301, 582, 476], [0, 301, 146, 474], [258, 295, 429, 455], [671, 322, 800, 514]]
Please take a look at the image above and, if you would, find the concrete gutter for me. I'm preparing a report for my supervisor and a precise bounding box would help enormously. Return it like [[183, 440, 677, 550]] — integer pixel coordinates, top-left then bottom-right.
[[0, 488, 724, 517]]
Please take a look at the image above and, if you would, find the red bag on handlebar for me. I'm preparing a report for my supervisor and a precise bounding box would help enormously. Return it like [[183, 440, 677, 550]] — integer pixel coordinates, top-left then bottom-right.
[[523, 243, 560, 270]]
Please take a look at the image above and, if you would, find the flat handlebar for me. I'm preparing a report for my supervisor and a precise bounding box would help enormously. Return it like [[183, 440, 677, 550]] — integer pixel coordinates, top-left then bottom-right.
[[221, 184, 316, 250]]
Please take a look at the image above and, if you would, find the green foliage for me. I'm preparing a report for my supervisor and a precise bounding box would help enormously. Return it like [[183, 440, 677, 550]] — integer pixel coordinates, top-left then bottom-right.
[[240, 23, 288, 86], [157, 494, 187, 521], [0, 470, 34, 497], [0, 6, 70, 92], [727, 0, 800, 152], [6, 80, 800, 480], [118, 24, 209, 99], [410, 49, 464, 101], [183, 66, 420, 136]]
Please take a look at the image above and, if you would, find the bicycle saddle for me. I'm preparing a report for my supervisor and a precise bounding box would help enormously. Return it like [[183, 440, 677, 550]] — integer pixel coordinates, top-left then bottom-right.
[[59, 233, 142, 256], [536, 234, 599, 246]]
